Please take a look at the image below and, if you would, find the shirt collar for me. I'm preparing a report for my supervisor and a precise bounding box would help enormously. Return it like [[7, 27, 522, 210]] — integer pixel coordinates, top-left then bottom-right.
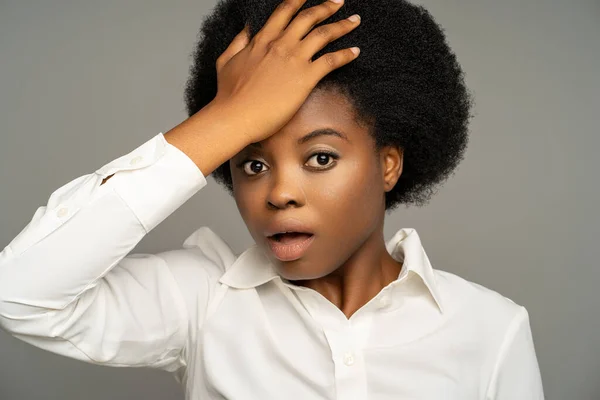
[[218, 228, 444, 313]]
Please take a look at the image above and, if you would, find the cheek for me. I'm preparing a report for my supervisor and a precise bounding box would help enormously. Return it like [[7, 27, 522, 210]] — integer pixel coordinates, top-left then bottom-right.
[[233, 183, 260, 223], [318, 160, 381, 205], [313, 161, 383, 227]]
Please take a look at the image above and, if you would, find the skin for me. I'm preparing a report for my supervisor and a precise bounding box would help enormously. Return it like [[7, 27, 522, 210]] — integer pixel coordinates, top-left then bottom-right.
[[230, 87, 405, 319]]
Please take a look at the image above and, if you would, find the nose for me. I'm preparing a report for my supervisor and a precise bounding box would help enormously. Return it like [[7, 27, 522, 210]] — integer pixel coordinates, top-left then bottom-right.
[[266, 169, 306, 210]]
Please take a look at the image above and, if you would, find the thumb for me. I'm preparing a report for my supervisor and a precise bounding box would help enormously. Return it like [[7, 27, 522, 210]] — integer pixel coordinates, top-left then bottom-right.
[[219, 24, 251, 67]]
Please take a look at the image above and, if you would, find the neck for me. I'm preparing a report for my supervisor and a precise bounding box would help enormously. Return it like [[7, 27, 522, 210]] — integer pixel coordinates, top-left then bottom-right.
[[291, 230, 403, 319]]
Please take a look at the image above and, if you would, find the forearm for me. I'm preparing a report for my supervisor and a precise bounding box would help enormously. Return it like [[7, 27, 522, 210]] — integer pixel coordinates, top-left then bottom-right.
[[0, 133, 206, 319], [164, 100, 254, 177]]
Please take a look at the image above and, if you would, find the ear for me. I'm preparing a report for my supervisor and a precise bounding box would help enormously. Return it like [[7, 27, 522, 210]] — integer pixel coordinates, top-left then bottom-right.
[[379, 145, 404, 192]]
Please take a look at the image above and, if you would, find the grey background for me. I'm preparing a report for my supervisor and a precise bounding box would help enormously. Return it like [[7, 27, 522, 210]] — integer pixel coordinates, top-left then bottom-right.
[[1, 0, 598, 399]]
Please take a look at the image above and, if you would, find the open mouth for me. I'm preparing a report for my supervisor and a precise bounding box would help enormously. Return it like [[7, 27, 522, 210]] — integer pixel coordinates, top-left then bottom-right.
[[270, 232, 314, 243], [267, 232, 315, 261]]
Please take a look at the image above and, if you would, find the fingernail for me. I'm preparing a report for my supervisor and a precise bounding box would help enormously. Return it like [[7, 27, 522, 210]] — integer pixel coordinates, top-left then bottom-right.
[[330, 0, 343, 3], [350, 47, 360, 55], [348, 14, 360, 22]]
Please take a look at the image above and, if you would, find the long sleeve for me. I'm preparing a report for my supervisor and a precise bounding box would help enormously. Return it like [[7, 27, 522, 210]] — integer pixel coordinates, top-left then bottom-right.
[[0, 132, 209, 372], [486, 306, 545, 399]]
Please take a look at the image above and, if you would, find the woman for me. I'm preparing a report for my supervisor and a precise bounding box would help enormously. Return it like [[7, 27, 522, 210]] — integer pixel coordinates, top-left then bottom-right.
[[0, 0, 544, 398]]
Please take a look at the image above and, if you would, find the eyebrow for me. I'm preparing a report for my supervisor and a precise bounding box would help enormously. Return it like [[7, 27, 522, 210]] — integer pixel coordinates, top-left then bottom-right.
[[248, 128, 350, 149]]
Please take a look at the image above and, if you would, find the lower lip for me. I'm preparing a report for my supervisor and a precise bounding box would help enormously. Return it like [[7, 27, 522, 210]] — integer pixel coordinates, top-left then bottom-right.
[[267, 234, 315, 261]]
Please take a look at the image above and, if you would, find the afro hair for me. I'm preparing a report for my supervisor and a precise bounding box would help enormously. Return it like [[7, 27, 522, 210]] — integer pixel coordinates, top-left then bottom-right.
[[184, 0, 473, 210]]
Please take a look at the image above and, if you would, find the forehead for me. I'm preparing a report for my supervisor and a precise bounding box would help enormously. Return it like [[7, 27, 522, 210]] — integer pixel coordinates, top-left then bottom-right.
[[250, 88, 371, 148], [293, 88, 360, 127]]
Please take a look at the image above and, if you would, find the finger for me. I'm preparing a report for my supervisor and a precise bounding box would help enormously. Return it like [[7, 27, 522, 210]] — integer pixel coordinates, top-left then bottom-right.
[[310, 46, 360, 81], [282, 0, 344, 43], [255, 0, 308, 42], [298, 13, 360, 59], [216, 24, 251, 71]]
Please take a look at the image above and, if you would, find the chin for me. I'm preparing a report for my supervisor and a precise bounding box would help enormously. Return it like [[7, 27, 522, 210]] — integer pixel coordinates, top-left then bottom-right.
[[276, 264, 332, 282], [277, 269, 312, 282]]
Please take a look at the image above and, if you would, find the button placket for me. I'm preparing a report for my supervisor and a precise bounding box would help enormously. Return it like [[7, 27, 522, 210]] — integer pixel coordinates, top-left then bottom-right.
[[343, 352, 355, 366], [331, 320, 369, 400]]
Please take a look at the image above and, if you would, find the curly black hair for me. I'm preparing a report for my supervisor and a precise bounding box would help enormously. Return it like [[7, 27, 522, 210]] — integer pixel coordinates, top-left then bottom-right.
[[184, 0, 473, 210]]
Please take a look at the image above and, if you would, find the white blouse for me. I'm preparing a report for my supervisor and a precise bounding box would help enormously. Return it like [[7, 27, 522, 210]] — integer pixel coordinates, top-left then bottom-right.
[[0, 132, 544, 399]]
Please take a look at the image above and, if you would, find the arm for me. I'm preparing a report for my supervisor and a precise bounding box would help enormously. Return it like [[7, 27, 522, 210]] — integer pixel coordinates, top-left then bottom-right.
[[0, 104, 252, 371], [0, 0, 361, 371], [486, 307, 545, 399]]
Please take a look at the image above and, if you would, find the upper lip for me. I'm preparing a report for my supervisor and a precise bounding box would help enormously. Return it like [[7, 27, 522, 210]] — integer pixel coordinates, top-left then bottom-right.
[[264, 218, 314, 237]]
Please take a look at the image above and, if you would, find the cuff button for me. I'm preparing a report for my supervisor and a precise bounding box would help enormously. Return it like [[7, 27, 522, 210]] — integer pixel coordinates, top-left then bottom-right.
[[130, 156, 143, 166]]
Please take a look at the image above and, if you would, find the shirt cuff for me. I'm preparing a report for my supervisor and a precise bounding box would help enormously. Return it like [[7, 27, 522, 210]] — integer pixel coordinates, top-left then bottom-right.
[[97, 132, 208, 232]]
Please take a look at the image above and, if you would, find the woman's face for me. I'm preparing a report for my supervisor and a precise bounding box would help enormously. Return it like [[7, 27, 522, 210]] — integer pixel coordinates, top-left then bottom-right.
[[230, 88, 402, 281]]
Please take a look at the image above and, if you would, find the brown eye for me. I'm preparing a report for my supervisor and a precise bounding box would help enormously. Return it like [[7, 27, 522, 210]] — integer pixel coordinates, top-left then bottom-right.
[[242, 160, 267, 175], [306, 152, 339, 169]]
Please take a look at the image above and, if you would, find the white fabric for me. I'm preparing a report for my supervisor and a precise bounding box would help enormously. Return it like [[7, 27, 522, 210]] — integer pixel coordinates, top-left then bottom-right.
[[0, 132, 544, 399]]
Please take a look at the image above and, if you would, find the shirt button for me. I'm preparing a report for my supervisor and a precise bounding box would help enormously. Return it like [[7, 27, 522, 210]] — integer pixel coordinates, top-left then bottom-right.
[[129, 156, 143, 166], [56, 207, 69, 218], [378, 294, 390, 308], [343, 352, 355, 366]]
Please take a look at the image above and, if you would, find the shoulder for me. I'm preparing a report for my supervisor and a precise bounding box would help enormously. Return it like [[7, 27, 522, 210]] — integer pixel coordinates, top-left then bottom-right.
[[152, 227, 239, 325], [433, 270, 542, 396], [156, 226, 238, 281], [433, 269, 534, 370], [434, 268, 524, 323], [433, 269, 530, 354]]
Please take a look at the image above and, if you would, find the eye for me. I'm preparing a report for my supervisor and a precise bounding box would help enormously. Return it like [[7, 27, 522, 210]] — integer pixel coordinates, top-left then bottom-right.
[[240, 160, 268, 176], [306, 151, 339, 169], [236, 151, 339, 176]]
